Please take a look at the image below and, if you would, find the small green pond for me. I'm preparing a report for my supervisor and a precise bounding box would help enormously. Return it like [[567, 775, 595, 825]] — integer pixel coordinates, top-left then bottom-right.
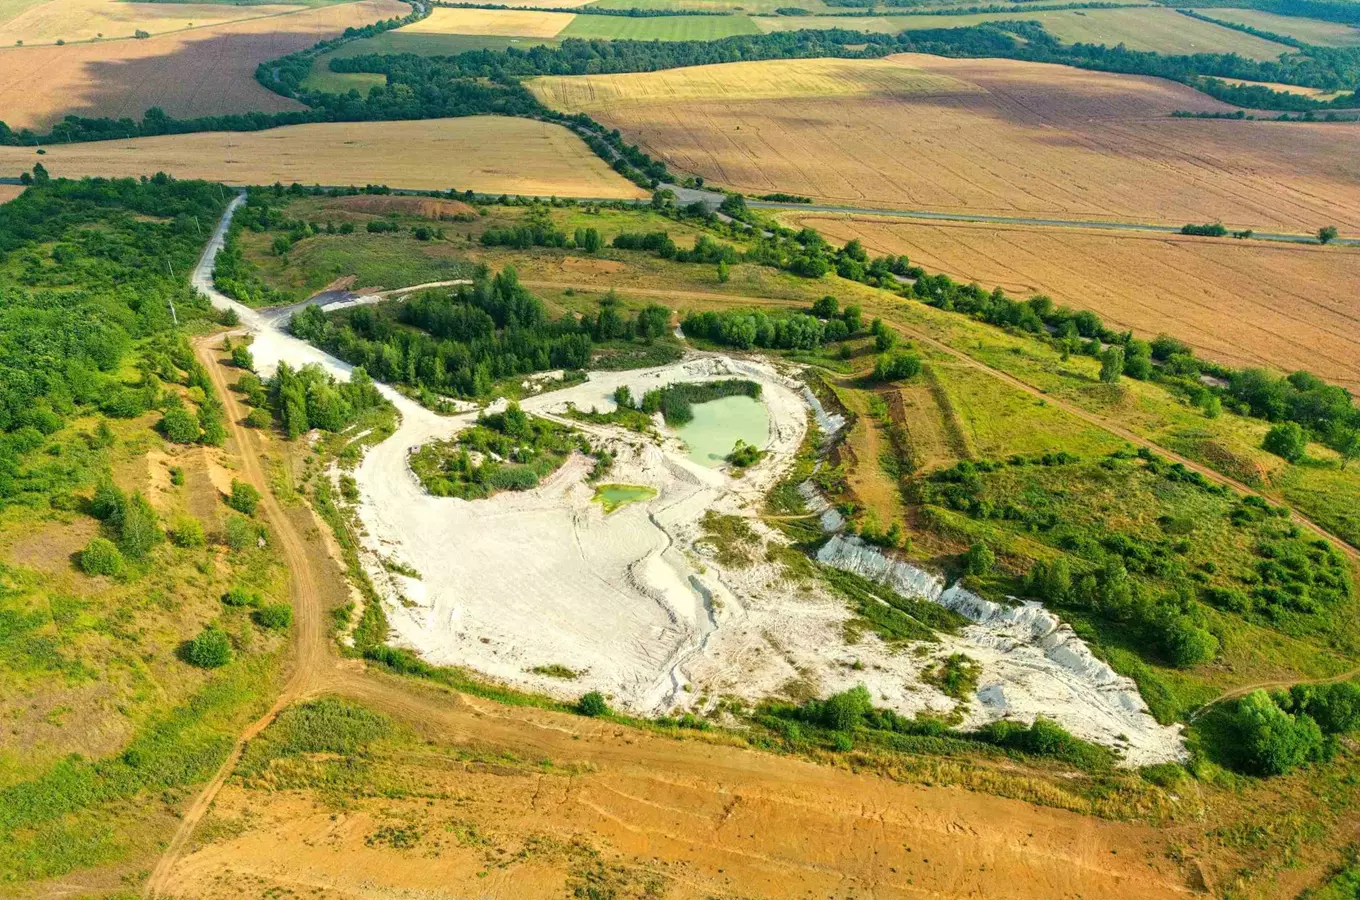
[[592, 483, 657, 513], [676, 395, 769, 468]]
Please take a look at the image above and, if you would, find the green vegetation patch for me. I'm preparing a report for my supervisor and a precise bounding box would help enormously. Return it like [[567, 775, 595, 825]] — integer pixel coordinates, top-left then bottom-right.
[[410, 403, 592, 499], [592, 483, 657, 513]]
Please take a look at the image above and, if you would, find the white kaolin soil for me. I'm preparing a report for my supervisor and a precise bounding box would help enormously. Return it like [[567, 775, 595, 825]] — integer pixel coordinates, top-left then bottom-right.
[[196, 195, 1185, 765]]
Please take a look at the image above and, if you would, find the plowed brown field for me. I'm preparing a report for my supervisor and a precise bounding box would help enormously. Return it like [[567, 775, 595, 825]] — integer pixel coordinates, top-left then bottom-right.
[[0, 117, 648, 198], [530, 54, 1360, 232], [795, 214, 1360, 391], [0, 0, 406, 130]]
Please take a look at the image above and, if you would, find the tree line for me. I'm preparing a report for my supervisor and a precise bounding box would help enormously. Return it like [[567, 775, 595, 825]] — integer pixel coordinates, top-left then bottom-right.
[[289, 266, 671, 400]]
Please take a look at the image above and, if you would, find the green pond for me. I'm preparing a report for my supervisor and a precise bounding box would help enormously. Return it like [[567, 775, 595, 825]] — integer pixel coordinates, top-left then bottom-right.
[[592, 483, 657, 513], [676, 395, 770, 468]]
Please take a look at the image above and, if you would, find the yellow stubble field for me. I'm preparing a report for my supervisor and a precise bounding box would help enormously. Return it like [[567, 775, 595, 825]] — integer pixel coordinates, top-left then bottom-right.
[[795, 213, 1360, 391], [529, 54, 1360, 233], [0, 0, 311, 46], [0, 117, 649, 198]]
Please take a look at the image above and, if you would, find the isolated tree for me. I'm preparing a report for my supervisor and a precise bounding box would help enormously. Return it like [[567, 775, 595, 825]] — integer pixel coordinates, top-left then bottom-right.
[[963, 541, 996, 576], [1160, 615, 1219, 668], [1263, 422, 1307, 463], [1099, 347, 1125, 384], [1318, 225, 1339, 244], [716, 259, 730, 283], [874, 328, 897, 353], [1232, 690, 1324, 776], [230, 345, 254, 370], [613, 385, 635, 409], [1331, 426, 1360, 470], [811, 295, 838, 319], [118, 492, 162, 559]]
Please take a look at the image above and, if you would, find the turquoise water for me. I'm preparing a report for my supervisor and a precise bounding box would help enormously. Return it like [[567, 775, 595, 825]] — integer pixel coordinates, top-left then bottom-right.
[[592, 483, 657, 513], [676, 395, 769, 468]]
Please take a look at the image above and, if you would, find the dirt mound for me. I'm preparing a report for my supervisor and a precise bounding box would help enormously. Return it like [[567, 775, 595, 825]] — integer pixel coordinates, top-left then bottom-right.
[[338, 194, 477, 220]]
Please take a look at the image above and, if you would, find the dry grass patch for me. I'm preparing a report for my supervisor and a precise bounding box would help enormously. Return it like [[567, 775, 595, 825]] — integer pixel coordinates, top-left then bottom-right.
[[532, 53, 1360, 231], [794, 214, 1360, 392], [0, 0, 309, 46], [0, 0, 406, 130], [0, 117, 648, 197], [399, 6, 575, 37]]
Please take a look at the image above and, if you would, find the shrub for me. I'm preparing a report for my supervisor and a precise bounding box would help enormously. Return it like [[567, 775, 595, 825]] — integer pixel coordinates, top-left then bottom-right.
[[79, 537, 125, 577], [90, 480, 126, 522], [230, 345, 254, 370], [224, 514, 261, 552], [1099, 347, 1125, 383], [1288, 681, 1360, 735], [819, 685, 872, 731], [578, 691, 609, 717], [185, 627, 233, 669], [227, 479, 262, 515], [1159, 615, 1219, 667], [245, 408, 272, 429], [253, 604, 293, 631], [871, 351, 922, 382], [160, 406, 200, 443], [1263, 422, 1307, 463], [168, 516, 206, 548], [963, 541, 995, 576], [221, 586, 260, 607], [1231, 690, 1325, 776]]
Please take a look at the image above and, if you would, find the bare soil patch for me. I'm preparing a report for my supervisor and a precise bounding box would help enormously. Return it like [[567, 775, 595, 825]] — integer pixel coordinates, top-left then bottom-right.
[[531, 54, 1360, 231], [0, 117, 647, 198], [794, 214, 1360, 392], [337, 194, 477, 219], [0, 0, 406, 130], [164, 688, 1191, 900]]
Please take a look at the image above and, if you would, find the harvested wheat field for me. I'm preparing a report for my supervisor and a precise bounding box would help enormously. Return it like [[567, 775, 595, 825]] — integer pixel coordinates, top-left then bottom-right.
[[0, 117, 648, 197], [158, 689, 1192, 900], [0, 0, 310, 47], [530, 54, 1360, 232], [798, 213, 1360, 391], [0, 0, 406, 131], [399, 6, 576, 37], [0, 183, 23, 204]]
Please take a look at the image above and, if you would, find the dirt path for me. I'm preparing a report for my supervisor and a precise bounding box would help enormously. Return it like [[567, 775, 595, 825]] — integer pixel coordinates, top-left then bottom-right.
[[522, 278, 1359, 563], [143, 338, 331, 898]]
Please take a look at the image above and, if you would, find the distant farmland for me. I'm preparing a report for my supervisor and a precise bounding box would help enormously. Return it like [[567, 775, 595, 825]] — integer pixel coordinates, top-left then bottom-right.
[[0, 0, 406, 130], [400, 7, 576, 38], [531, 54, 1360, 232], [796, 214, 1360, 392], [558, 12, 758, 40], [756, 7, 1296, 60], [0, 117, 649, 198]]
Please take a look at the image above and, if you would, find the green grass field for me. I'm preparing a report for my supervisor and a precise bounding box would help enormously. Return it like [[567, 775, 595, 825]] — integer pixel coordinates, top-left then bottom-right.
[[753, 6, 1295, 58], [558, 12, 760, 40], [1203, 7, 1360, 46], [304, 33, 561, 93]]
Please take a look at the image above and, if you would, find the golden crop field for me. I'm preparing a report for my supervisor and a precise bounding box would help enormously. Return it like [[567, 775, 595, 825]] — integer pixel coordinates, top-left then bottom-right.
[[0, 117, 649, 198], [796, 213, 1360, 391], [531, 54, 1360, 232], [0, 0, 406, 130], [0, 182, 24, 204], [0, 0, 309, 47], [399, 6, 576, 38]]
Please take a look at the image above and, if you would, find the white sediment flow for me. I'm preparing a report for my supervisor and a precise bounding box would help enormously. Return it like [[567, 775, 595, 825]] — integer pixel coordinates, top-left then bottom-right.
[[196, 196, 1185, 766]]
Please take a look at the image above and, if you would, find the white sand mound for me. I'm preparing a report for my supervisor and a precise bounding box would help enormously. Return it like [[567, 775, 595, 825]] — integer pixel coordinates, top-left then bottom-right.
[[816, 534, 1186, 765]]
